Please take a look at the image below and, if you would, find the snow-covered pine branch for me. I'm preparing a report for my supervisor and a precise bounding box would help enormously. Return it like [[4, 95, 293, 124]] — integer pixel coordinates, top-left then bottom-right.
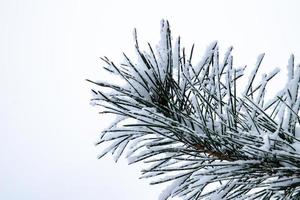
[[88, 20, 300, 200]]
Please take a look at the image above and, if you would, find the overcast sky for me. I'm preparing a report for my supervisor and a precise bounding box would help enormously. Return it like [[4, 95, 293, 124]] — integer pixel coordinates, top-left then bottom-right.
[[1, 0, 300, 199]]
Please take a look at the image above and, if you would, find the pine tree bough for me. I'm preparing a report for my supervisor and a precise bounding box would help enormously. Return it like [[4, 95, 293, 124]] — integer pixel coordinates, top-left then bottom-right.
[[88, 20, 300, 199]]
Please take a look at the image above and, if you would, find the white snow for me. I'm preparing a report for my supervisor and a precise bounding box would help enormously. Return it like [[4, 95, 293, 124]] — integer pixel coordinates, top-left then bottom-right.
[[260, 133, 270, 152]]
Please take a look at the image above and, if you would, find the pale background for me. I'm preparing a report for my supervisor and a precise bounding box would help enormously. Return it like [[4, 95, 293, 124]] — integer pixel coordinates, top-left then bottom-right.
[[1, 0, 300, 199]]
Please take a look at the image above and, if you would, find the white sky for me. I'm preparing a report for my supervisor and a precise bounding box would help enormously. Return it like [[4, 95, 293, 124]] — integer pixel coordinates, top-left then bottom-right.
[[1, 0, 300, 199]]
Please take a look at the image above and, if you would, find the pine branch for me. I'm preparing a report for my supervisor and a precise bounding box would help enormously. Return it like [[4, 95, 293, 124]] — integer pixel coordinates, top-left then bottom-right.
[[88, 20, 300, 200]]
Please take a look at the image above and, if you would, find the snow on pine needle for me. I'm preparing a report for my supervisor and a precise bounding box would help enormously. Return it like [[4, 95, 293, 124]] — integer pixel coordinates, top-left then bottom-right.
[[88, 20, 300, 199]]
